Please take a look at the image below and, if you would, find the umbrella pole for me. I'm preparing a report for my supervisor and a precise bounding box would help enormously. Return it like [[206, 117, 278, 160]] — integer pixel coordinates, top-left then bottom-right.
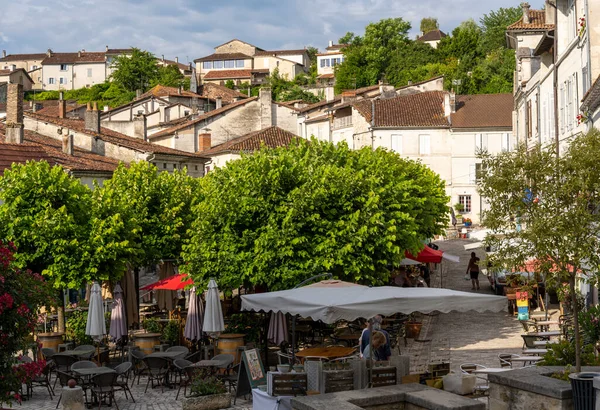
[[291, 315, 297, 365]]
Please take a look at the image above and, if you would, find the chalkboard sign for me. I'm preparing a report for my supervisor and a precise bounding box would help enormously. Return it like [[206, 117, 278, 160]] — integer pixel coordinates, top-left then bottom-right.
[[236, 348, 267, 399]]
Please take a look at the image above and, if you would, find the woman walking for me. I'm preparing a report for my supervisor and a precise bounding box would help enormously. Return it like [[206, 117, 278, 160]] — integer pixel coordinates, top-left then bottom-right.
[[466, 252, 480, 290]]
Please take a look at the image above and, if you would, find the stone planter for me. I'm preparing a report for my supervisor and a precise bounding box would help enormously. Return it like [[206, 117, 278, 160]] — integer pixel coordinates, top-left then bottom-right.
[[182, 393, 231, 410]]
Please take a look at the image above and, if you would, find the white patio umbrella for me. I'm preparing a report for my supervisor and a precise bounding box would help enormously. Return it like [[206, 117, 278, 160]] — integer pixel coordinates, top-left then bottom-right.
[[86, 282, 106, 363], [241, 280, 507, 324], [202, 279, 225, 337], [109, 283, 127, 342]]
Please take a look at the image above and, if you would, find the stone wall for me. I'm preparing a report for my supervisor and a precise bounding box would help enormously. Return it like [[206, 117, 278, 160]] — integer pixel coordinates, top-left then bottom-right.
[[488, 382, 572, 410]]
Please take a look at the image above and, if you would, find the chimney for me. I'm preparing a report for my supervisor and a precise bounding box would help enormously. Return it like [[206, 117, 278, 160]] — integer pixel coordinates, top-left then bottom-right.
[[198, 133, 211, 152], [135, 89, 142, 99], [178, 86, 182, 95], [78, 51, 81, 58], [545, 0, 555, 25], [341, 90, 357, 104], [81, 49, 85, 53], [103, 105, 109, 112], [521, 2, 531, 25], [46, 48, 52, 57], [9, 65, 14, 72], [2, 50, 5, 58], [328, 40, 333, 48], [175, 56, 179, 63], [444, 92, 452, 117], [6, 83, 24, 144], [215, 97, 222, 109], [133, 115, 147, 141], [450, 90, 456, 113], [259, 87, 272, 128], [84, 102, 101, 134], [62, 133, 74, 155], [106, 45, 109, 52], [58, 92, 66, 119], [192, 97, 199, 114]]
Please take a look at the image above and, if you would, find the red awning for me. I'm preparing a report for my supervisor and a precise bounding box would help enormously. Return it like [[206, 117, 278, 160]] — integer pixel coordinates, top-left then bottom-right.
[[405, 246, 444, 264], [140, 274, 193, 291]]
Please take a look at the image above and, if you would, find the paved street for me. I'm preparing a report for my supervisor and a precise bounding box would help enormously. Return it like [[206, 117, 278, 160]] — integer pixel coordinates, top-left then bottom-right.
[[19, 237, 545, 410]]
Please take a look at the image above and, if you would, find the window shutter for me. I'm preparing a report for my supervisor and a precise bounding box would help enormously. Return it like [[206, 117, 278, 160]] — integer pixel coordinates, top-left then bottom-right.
[[391, 134, 402, 154], [560, 84, 565, 135], [469, 164, 476, 184]]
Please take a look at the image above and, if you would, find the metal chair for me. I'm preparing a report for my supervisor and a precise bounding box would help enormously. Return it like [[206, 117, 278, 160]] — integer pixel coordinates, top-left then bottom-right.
[[498, 353, 520, 368], [173, 359, 193, 400], [460, 363, 489, 395], [91, 372, 120, 410], [73, 345, 95, 360], [54, 370, 88, 409], [113, 362, 135, 403], [142, 356, 170, 393], [184, 350, 202, 363], [130, 349, 148, 386], [521, 334, 546, 349], [52, 355, 78, 389], [71, 360, 98, 371], [27, 362, 54, 400], [41, 347, 56, 360]]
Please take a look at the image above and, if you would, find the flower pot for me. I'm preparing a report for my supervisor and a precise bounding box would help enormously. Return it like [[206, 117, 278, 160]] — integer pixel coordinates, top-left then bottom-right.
[[405, 322, 422, 339], [36, 332, 64, 352], [464, 222, 472, 227], [569, 372, 600, 410], [182, 392, 231, 410]]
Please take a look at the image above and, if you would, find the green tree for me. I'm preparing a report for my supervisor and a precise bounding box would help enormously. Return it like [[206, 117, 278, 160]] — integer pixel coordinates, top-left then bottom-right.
[[386, 41, 441, 87], [110, 48, 159, 92], [420, 17, 439, 34], [478, 130, 600, 372], [224, 80, 236, 89], [306, 46, 319, 83], [182, 139, 448, 291], [479, 6, 522, 53], [151, 64, 185, 88]]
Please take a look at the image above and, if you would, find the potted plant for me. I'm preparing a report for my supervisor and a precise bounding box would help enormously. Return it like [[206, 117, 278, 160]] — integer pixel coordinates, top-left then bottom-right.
[[463, 218, 472, 227], [133, 317, 162, 354], [162, 320, 180, 346], [183, 372, 231, 410]]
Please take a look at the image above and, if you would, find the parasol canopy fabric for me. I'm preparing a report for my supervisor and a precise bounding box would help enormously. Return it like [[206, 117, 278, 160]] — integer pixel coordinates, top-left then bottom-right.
[[405, 246, 444, 263], [184, 287, 205, 342], [109, 283, 127, 342], [86, 282, 106, 342], [141, 273, 193, 291], [202, 279, 225, 334], [242, 281, 507, 324], [267, 311, 289, 346]]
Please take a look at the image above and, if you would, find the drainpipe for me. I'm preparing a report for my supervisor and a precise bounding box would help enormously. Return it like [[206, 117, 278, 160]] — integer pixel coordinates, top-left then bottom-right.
[[552, 2, 559, 156], [370, 99, 376, 150]]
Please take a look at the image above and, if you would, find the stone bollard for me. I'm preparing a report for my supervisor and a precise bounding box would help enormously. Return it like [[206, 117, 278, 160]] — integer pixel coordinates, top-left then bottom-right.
[[594, 376, 600, 410], [61, 384, 84, 410]]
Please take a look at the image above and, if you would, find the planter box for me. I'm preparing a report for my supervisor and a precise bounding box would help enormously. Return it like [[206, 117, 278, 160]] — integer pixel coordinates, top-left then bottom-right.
[[182, 393, 231, 410]]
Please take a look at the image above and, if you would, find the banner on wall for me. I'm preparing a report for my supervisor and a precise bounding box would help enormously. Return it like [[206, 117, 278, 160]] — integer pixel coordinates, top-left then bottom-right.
[[516, 291, 529, 321]]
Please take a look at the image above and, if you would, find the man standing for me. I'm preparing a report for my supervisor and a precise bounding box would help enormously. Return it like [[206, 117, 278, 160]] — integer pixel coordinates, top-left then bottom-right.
[[359, 315, 391, 361]]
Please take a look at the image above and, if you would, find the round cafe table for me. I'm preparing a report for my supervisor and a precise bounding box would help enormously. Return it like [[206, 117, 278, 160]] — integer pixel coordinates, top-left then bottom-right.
[[295, 346, 356, 362]]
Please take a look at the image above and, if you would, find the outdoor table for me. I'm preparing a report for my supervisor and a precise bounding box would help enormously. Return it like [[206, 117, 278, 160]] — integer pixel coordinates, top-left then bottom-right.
[[296, 346, 356, 362], [147, 351, 186, 360], [511, 356, 544, 366], [55, 349, 96, 359], [522, 348, 548, 356], [472, 368, 511, 374], [191, 359, 230, 375], [532, 320, 559, 332], [332, 333, 361, 347], [533, 340, 549, 347], [72, 366, 116, 377], [527, 331, 560, 338]]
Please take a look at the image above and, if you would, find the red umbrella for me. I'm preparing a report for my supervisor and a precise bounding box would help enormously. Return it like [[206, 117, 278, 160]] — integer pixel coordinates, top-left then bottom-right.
[[141, 273, 193, 291], [405, 246, 444, 264]]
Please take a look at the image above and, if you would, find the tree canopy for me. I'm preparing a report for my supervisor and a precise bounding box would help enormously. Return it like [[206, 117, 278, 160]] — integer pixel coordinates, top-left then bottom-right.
[[478, 129, 600, 372], [420, 17, 439, 34], [110, 48, 160, 92], [182, 139, 448, 291]]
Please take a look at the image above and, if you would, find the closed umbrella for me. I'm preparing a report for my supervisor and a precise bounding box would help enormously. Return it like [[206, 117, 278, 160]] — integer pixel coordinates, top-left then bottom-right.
[[267, 312, 288, 346], [86, 282, 106, 363], [109, 283, 127, 343], [184, 287, 205, 342], [202, 279, 224, 337]]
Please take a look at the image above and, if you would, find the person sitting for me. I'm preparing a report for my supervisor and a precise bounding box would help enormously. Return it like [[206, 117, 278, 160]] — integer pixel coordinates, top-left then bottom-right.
[[359, 315, 391, 361], [362, 331, 387, 361]]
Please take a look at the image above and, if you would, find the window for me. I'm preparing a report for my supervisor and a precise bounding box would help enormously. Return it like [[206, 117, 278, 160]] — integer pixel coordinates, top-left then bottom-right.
[[475, 133, 487, 151], [469, 164, 477, 184], [390, 134, 402, 154], [203, 61, 212, 70], [59, 77, 67, 85], [31, 65, 38, 70], [235, 59, 244, 68], [213, 60, 223, 69], [195, 165, 198, 171], [567, 0, 576, 40], [419, 134, 430, 155], [325, 59, 331, 67], [501, 133, 510, 152], [173, 164, 177, 169], [163, 163, 167, 169], [224, 60, 234, 68], [559, 84, 565, 134], [48, 78, 55, 85], [583, 64, 590, 95], [320, 59, 325, 68], [60, 64, 68, 71], [87, 68, 92, 77], [459, 195, 472, 213]]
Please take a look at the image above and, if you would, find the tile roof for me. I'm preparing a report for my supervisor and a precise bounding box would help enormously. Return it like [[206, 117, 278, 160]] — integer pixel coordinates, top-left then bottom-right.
[[139, 84, 200, 99], [0, 53, 47, 62], [105, 49, 133, 55], [326, 44, 347, 51], [149, 97, 258, 138], [298, 85, 380, 113], [0, 68, 35, 84], [35, 101, 86, 117], [581, 75, 600, 113], [213, 39, 261, 50], [25, 112, 206, 159], [451, 94, 513, 129], [197, 83, 248, 103], [507, 10, 554, 30], [254, 49, 307, 56], [417, 30, 447, 42], [194, 52, 252, 62], [0, 123, 119, 173], [317, 73, 335, 79], [160, 58, 191, 72], [353, 91, 449, 128], [203, 69, 255, 80], [200, 126, 298, 155], [42, 52, 106, 65]]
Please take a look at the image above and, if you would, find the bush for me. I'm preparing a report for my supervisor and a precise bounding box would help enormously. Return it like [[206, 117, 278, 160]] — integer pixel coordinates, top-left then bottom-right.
[[65, 309, 94, 346], [163, 320, 180, 344], [541, 340, 600, 366], [142, 317, 161, 333], [189, 372, 227, 397]]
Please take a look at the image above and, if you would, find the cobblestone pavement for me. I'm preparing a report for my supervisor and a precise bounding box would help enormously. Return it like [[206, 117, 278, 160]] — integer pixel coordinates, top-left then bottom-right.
[[19, 237, 553, 410]]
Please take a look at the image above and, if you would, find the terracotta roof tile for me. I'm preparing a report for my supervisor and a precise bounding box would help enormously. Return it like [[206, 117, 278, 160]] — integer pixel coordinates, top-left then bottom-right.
[[105, 49, 133, 55], [203, 70, 254, 80], [35, 102, 86, 117], [139, 84, 200, 99], [353, 91, 449, 128], [298, 85, 380, 113], [0, 68, 35, 84], [317, 73, 335, 79], [42, 52, 106, 65], [507, 10, 554, 30], [451, 94, 513, 129], [25, 112, 206, 159], [200, 126, 298, 155], [254, 49, 307, 57], [149, 97, 258, 138], [0, 53, 47, 62], [417, 30, 447, 42], [326, 44, 347, 51], [197, 83, 248, 103], [194, 52, 252, 62], [0, 124, 119, 173]]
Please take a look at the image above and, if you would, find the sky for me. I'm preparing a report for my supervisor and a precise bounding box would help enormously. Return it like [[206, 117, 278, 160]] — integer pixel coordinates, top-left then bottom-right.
[[0, 0, 536, 63]]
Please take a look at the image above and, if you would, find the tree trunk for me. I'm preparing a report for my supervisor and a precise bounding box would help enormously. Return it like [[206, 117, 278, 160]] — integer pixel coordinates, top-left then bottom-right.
[[570, 274, 581, 372], [57, 306, 65, 334]]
